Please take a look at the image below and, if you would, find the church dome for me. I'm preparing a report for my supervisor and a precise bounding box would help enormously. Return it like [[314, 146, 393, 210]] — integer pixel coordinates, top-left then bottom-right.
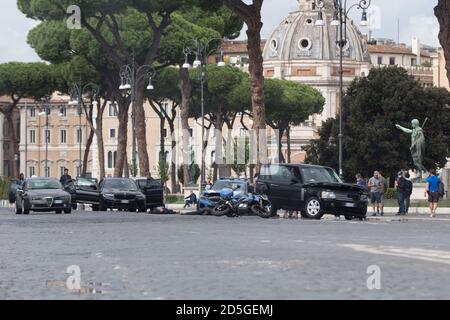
[[263, 0, 371, 63]]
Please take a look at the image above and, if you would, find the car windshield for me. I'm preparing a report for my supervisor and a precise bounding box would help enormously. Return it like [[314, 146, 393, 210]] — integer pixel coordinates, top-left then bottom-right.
[[136, 179, 162, 188], [27, 179, 62, 190], [104, 179, 138, 191], [301, 167, 342, 184], [76, 178, 97, 186], [211, 180, 246, 191]]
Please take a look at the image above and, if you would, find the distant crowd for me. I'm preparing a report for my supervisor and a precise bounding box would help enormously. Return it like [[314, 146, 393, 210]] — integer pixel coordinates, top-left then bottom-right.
[[355, 169, 445, 218]]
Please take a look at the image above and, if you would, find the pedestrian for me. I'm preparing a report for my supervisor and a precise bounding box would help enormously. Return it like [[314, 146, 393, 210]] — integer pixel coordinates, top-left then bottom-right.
[[16, 173, 25, 186], [59, 168, 72, 186], [355, 173, 366, 188], [205, 179, 213, 191], [379, 171, 388, 216], [395, 171, 407, 216], [403, 172, 413, 214], [425, 168, 440, 218], [368, 171, 383, 216], [184, 191, 197, 209]]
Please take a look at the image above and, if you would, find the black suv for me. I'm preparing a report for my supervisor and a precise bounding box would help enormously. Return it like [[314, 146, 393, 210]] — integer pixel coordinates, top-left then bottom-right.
[[132, 177, 165, 210], [256, 164, 368, 220]]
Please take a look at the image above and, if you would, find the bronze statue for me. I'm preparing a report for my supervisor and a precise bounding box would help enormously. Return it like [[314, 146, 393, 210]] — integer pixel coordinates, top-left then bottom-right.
[[395, 119, 427, 177]]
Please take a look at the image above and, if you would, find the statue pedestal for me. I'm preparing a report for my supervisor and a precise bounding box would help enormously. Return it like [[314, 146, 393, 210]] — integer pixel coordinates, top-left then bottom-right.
[[410, 183, 427, 200]]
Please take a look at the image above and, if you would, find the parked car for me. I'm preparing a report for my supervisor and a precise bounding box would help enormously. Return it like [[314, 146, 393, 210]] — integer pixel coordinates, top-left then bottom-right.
[[15, 177, 72, 215], [64, 177, 98, 209], [197, 178, 254, 213], [132, 177, 165, 210], [67, 177, 146, 212], [256, 164, 369, 220]]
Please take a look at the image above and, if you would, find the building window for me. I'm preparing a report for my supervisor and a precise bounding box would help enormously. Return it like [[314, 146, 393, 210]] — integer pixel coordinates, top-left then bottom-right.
[[389, 57, 396, 65], [30, 107, 36, 118], [29, 166, 35, 177], [109, 129, 116, 141], [60, 129, 67, 144], [76, 128, 82, 144], [162, 100, 169, 113], [59, 106, 67, 117], [107, 151, 117, 169], [60, 166, 66, 177], [29, 130, 36, 144], [44, 166, 50, 178], [163, 128, 167, 138], [377, 56, 383, 65], [76, 166, 81, 177], [44, 129, 51, 144], [109, 103, 118, 117], [3, 143, 9, 152]]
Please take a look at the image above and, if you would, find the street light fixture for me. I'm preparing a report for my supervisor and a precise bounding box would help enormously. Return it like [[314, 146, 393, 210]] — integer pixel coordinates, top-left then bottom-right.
[[69, 82, 100, 178], [182, 37, 225, 191], [314, 0, 371, 178], [38, 97, 50, 177], [119, 56, 156, 177]]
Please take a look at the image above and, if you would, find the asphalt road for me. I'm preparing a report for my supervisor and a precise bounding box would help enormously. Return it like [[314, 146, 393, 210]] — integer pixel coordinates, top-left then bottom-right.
[[1, 207, 450, 300]]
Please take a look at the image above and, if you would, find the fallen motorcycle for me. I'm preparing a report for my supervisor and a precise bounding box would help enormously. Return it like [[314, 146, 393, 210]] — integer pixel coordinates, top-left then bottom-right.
[[211, 188, 273, 218]]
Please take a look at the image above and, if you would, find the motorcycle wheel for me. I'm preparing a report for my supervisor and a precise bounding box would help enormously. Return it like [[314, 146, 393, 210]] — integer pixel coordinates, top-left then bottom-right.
[[212, 204, 231, 217], [251, 204, 272, 219]]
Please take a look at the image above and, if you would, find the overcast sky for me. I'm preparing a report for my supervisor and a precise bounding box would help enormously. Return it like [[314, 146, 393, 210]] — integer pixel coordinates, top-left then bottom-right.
[[0, 0, 441, 63]]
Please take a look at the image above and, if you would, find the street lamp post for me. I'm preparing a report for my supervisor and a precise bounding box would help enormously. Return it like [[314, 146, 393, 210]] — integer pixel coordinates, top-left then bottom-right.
[[182, 38, 225, 191], [119, 56, 156, 177], [69, 82, 100, 178], [38, 97, 50, 177], [315, 0, 370, 178]]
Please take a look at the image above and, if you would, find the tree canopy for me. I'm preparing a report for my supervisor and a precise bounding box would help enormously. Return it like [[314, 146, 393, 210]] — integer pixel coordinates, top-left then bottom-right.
[[304, 66, 450, 182]]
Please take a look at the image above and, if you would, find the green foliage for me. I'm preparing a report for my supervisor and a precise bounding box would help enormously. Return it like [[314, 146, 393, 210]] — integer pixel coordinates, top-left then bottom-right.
[[384, 188, 397, 200], [304, 66, 450, 182], [0, 177, 10, 200], [0, 62, 56, 99], [177, 164, 201, 185], [265, 78, 325, 128], [157, 160, 170, 185]]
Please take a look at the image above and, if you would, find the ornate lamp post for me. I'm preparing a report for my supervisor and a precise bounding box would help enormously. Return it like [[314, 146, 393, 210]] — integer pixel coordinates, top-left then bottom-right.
[[182, 38, 225, 191], [119, 56, 156, 177], [69, 82, 100, 177], [38, 97, 51, 177], [315, 0, 371, 178]]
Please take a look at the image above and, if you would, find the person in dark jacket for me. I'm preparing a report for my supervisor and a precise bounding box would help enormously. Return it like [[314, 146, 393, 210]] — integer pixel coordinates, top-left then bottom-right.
[[184, 191, 197, 208], [395, 171, 407, 216], [403, 172, 413, 214], [59, 168, 72, 186]]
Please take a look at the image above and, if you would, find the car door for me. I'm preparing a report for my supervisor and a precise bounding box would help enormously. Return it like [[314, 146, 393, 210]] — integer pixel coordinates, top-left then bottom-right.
[[268, 165, 300, 210], [75, 180, 100, 204], [285, 166, 304, 209]]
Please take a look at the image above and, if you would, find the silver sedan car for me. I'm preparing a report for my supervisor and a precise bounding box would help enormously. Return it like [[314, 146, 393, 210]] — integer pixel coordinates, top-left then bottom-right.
[[15, 178, 72, 215]]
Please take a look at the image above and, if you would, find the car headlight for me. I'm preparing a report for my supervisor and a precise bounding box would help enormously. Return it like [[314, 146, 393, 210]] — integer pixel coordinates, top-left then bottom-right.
[[104, 193, 115, 199], [31, 196, 42, 201], [321, 191, 336, 199], [360, 195, 369, 201]]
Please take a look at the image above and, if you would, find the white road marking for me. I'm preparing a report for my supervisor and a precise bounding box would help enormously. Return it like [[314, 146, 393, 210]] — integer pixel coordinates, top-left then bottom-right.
[[260, 240, 271, 243], [340, 244, 450, 265]]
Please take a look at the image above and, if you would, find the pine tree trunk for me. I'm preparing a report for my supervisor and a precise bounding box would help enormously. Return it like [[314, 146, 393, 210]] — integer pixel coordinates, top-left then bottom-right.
[[135, 89, 150, 177], [160, 116, 166, 160], [95, 102, 106, 180], [114, 101, 129, 177], [169, 123, 177, 193], [287, 126, 292, 163], [5, 111, 18, 178], [82, 127, 94, 177], [180, 67, 191, 187], [435, 0, 450, 82]]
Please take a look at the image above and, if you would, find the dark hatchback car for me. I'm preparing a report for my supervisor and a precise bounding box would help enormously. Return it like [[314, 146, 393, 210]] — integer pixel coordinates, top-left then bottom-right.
[[132, 177, 165, 210], [15, 178, 72, 214], [256, 164, 368, 220], [67, 177, 146, 212]]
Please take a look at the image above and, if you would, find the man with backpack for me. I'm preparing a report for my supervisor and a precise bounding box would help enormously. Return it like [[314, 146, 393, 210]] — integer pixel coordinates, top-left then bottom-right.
[[395, 171, 407, 216], [425, 169, 444, 218], [403, 172, 413, 215]]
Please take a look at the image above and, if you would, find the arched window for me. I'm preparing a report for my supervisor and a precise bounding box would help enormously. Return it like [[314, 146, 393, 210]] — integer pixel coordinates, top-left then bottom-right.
[[107, 151, 113, 169]]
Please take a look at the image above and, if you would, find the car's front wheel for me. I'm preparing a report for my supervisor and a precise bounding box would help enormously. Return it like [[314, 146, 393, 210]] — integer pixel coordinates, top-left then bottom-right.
[[64, 208, 72, 214], [55, 210, 62, 214], [303, 197, 324, 220]]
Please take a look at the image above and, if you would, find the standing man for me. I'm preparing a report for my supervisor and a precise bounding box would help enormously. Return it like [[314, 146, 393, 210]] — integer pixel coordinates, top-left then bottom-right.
[[403, 172, 413, 214], [378, 171, 388, 216], [368, 171, 383, 216], [205, 179, 213, 191], [425, 168, 440, 218], [395, 171, 406, 216], [59, 168, 72, 186]]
